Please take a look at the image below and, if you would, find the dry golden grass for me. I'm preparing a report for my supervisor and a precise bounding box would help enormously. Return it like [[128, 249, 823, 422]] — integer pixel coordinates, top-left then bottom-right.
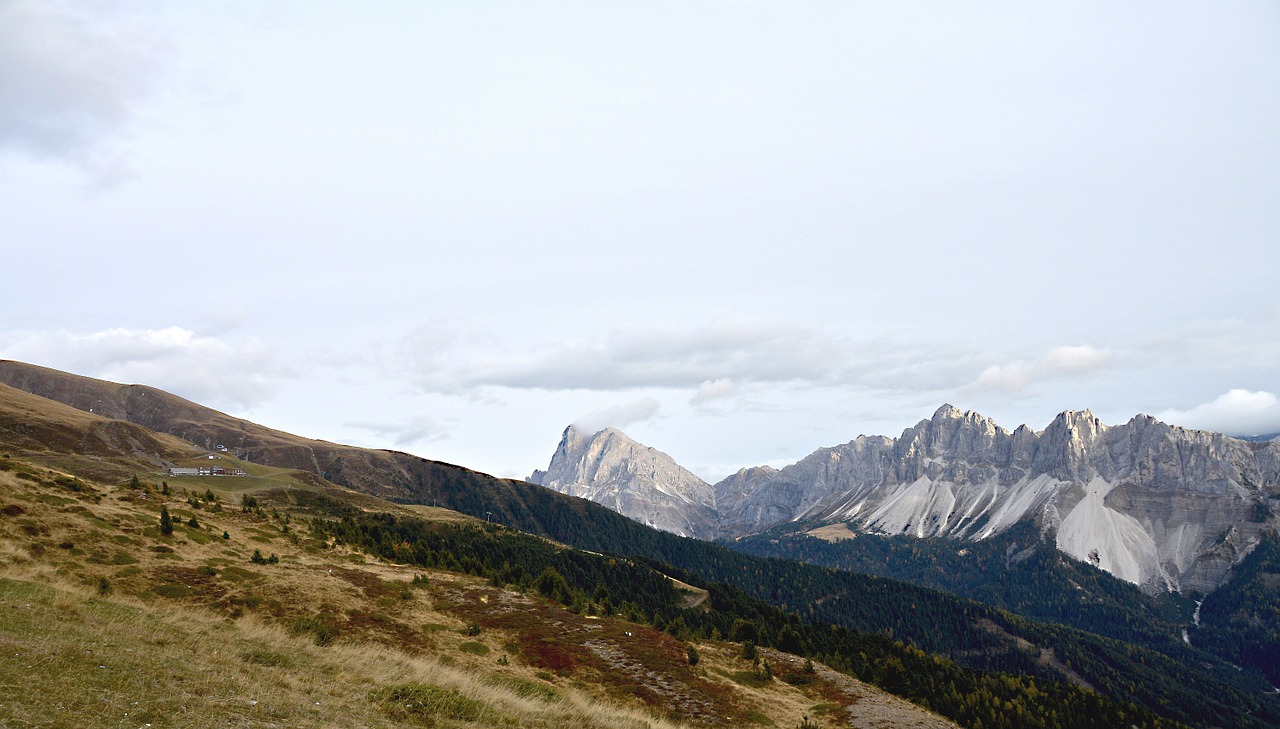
[[804, 523, 859, 543], [0, 573, 699, 729], [0, 460, 694, 728], [399, 504, 481, 525], [0, 453, 953, 729]]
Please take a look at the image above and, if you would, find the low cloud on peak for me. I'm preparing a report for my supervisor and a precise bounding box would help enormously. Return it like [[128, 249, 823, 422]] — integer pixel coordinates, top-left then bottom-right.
[[571, 398, 660, 435]]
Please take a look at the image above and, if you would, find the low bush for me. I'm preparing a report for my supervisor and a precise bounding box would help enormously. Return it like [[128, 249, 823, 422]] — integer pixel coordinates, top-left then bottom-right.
[[291, 615, 340, 646], [375, 683, 496, 725], [240, 649, 292, 668], [153, 584, 192, 599], [483, 673, 561, 703]]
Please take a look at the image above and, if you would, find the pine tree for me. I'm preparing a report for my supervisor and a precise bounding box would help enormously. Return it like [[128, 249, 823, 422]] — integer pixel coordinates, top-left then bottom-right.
[[534, 566, 572, 604], [159, 506, 174, 536]]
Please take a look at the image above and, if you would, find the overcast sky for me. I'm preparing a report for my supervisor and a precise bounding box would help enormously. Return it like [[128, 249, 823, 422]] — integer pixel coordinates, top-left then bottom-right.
[[2, 1, 1278, 482]]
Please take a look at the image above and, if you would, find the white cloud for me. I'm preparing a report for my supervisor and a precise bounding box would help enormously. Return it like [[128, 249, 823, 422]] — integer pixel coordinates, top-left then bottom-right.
[[572, 398, 660, 435], [0, 1, 164, 174], [0, 326, 279, 411], [416, 321, 835, 391], [1039, 345, 1112, 373], [347, 416, 447, 448], [691, 378, 737, 408], [970, 345, 1113, 394], [410, 320, 979, 396], [1157, 390, 1280, 437]]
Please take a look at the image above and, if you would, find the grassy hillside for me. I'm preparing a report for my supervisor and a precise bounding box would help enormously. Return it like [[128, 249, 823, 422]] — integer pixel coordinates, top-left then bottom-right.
[[0, 382, 198, 469], [0, 360, 413, 493], [0, 452, 953, 728], [2, 362, 1273, 727]]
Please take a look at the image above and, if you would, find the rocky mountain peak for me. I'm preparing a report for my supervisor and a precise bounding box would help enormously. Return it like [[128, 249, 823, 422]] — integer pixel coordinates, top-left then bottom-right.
[[530, 423, 718, 540], [1046, 408, 1104, 438], [530, 406, 1280, 594], [931, 403, 964, 420], [560, 422, 595, 448], [930, 403, 999, 429], [895, 404, 1008, 466]]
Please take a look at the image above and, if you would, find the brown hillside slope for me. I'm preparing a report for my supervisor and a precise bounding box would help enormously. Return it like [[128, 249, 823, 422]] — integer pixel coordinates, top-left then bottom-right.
[[0, 359, 359, 467], [0, 362, 687, 541], [0, 360, 429, 496], [0, 369, 958, 729], [0, 381, 198, 465]]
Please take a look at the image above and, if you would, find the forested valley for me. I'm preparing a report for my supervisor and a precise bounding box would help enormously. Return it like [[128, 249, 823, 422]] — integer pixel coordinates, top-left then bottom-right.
[[297, 477, 1280, 729]]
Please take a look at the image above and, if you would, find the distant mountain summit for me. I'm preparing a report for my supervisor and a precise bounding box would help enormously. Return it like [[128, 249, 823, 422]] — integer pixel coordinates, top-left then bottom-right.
[[533, 405, 1280, 594], [528, 425, 718, 540], [730, 404, 1280, 593]]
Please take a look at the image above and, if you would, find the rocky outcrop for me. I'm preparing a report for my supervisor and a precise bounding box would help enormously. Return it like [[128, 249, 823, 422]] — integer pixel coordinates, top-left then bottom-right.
[[713, 465, 784, 537], [529, 405, 1280, 593], [529, 425, 719, 540], [721, 405, 1280, 593], [522, 422, 716, 537]]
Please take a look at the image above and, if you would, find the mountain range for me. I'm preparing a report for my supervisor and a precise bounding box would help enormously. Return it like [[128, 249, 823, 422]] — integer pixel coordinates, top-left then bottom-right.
[[4, 356, 1275, 598], [529, 404, 1280, 595], [7, 358, 1280, 726]]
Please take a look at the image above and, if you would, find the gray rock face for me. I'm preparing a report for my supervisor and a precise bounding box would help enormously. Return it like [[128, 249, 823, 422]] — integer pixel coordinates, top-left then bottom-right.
[[529, 425, 718, 540], [721, 405, 1280, 593], [531, 407, 1279, 592], [714, 465, 784, 537]]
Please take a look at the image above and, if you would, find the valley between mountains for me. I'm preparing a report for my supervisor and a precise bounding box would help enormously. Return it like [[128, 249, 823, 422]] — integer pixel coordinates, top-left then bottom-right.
[[1, 359, 1278, 729]]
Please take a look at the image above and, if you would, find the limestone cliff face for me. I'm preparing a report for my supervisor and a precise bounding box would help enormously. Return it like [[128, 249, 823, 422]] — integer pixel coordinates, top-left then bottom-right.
[[713, 465, 785, 537], [720, 405, 1280, 593], [530, 408, 1279, 592], [529, 425, 718, 540]]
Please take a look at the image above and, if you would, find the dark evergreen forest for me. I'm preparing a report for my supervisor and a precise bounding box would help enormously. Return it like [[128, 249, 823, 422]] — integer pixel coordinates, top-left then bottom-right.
[[290, 469, 1280, 729]]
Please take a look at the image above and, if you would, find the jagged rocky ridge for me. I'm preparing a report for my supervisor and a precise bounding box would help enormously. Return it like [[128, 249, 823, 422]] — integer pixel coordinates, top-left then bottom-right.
[[534, 406, 1280, 594], [529, 425, 719, 540]]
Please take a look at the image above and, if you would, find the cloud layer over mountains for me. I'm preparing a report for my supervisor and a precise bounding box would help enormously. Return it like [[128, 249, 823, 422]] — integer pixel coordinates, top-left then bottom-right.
[[2, 2, 1278, 479]]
